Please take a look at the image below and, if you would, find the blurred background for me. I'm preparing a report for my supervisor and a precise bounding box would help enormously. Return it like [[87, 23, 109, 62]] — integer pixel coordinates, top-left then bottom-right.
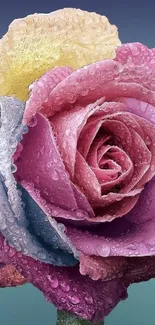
[[1, 0, 155, 324]]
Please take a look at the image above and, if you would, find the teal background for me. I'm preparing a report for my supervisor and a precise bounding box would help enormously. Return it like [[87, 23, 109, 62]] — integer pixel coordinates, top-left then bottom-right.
[[1, 0, 155, 324]]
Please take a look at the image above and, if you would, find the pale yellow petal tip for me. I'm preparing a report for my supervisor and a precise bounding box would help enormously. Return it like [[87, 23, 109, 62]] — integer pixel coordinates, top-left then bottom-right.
[[0, 8, 121, 101]]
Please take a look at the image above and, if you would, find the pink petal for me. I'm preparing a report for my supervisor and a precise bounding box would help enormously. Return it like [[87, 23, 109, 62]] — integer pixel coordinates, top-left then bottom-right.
[[133, 116, 155, 185], [36, 43, 155, 118], [23, 66, 73, 124], [78, 120, 104, 160], [75, 151, 141, 221], [119, 129, 151, 193], [78, 102, 127, 160], [71, 183, 95, 218], [67, 176, 155, 257], [115, 98, 155, 124], [114, 99, 155, 185], [51, 98, 104, 178], [74, 151, 101, 201], [15, 113, 77, 210]]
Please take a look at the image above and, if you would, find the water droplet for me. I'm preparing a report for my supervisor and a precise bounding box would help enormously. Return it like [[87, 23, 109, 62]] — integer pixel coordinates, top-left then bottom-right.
[[47, 275, 59, 289], [97, 245, 111, 257], [73, 286, 78, 293], [28, 116, 37, 127], [37, 251, 47, 260], [29, 83, 34, 91], [60, 281, 70, 292], [60, 297, 66, 304], [11, 164, 17, 173], [84, 295, 93, 305], [51, 170, 59, 181], [150, 115, 155, 124], [126, 244, 137, 250], [88, 307, 95, 315], [65, 129, 71, 136], [68, 295, 80, 305], [23, 125, 29, 134], [75, 210, 85, 219]]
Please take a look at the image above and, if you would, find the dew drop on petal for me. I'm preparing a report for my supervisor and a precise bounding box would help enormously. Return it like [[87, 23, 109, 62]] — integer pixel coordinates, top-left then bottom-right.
[[47, 275, 59, 289], [51, 170, 59, 181], [11, 164, 17, 173], [37, 251, 47, 261], [68, 295, 80, 305], [126, 244, 137, 250], [97, 245, 111, 257], [65, 129, 71, 136], [84, 295, 94, 305], [60, 297, 66, 304], [28, 116, 37, 127], [23, 125, 29, 134], [60, 281, 70, 292]]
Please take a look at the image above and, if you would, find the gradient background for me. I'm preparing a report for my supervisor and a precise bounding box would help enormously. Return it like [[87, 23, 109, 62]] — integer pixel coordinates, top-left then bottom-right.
[[1, 0, 155, 324]]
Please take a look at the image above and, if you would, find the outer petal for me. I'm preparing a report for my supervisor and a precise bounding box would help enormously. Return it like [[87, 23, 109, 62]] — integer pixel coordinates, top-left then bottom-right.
[[36, 43, 155, 119], [15, 113, 78, 210], [0, 96, 77, 266], [0, 8, 120, 102], [0, 233, 128, 323], [67, 176, 155, 257], [0, 97, 26, 222], [25, 66, 73, 122], [19, 183, 78, 264], [0, 264, 26, 287], [79, 254, 126, 281]]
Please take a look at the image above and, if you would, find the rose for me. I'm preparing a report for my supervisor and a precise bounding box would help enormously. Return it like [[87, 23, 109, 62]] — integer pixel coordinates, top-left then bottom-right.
[[1, 8, 155, 325]]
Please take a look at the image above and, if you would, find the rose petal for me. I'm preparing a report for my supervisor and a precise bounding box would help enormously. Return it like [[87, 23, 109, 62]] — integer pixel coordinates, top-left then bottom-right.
[[0, 97, 26, 222], [74, 151, 141, 221], [19, 183, 78, 265], [123, 256, 155, 284], [0, 9, 120, 103], [79, 254, 126, 281], [41, 43, 155, 119], [16, 113, 78, 210], [0, 97, 61, 264], [71, 183, 95, 218], [51, 98, 104, 178], [0, 264, 26, 287], [115, 98, 155, 124], [25, 66, 73, 122], [0, 233, 128, 323], [67, 176, 155, 257], [0, 177, 66, 265]]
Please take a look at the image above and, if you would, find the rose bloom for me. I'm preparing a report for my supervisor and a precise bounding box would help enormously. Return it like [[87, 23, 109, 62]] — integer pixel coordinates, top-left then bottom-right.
[[1, 8, 155, 324]]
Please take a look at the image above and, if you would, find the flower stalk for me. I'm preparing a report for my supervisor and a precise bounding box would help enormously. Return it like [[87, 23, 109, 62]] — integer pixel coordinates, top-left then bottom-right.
[[56, 310, 104, 325]]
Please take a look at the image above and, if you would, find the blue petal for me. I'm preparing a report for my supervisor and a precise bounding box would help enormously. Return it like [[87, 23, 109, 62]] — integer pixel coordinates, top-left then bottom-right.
[[0, 97, 77, 266], [18, 184, 78, 265]]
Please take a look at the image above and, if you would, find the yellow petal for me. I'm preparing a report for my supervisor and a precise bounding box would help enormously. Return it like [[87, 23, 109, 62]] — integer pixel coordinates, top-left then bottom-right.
[[0, 8, 121, 101]]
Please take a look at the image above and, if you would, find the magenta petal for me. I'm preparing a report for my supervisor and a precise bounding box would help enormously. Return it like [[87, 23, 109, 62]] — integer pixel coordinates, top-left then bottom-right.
[[16, 113, 77, 210], [0, 234, 128, 323], [67, 176, 155, 257]]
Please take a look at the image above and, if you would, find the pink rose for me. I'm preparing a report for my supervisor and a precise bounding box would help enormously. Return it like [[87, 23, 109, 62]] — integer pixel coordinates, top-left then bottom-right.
[[1, 41, 155, 324]]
